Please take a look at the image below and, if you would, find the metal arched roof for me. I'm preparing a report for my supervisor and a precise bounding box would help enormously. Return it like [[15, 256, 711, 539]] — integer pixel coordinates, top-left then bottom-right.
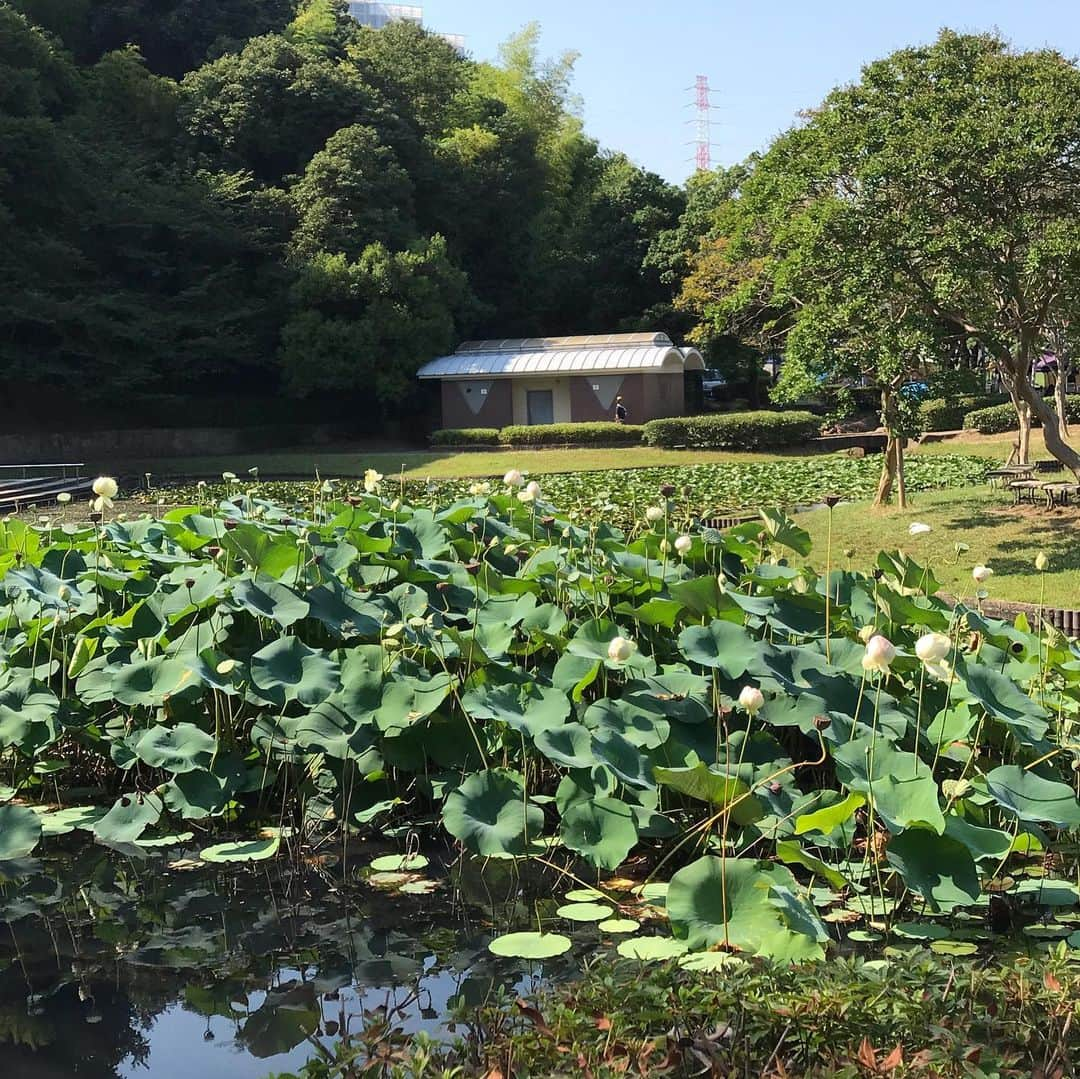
[[418, 339, 704, 380]]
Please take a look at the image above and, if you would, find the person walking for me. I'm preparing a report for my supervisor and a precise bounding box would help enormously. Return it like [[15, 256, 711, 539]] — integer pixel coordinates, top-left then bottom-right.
[[614, 395, 627, 424]]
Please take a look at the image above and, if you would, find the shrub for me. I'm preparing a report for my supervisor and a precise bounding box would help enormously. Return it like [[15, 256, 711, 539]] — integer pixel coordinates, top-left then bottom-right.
[[643, 410, 821, 450], [499, 422, 645, 446], [963, 396, 1080, 434], [429, 427, 501, 446], [920, 395, 1009, 432]]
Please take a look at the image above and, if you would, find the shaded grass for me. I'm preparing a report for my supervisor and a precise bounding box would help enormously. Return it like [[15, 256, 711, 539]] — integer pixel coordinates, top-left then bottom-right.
[[797, 485, 1080, 603]]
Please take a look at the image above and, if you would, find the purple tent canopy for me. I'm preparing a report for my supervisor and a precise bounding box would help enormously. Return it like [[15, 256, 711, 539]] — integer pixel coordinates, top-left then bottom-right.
[[1033, 354, 1059, 372]]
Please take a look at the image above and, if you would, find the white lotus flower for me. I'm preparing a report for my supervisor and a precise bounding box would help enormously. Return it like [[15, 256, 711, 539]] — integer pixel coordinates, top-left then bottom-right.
[[674, 534, 692, 556], [972, 565, 993, 584], [518, 480, 542, 503], [607, 635, 637, 663], [503, 469, 524, 487], [1035, 552, 1049, 572], [645, 506, 664, 523], [861, 634, 896, 672], [389, 498, 401, 511], [364, 469, 383, 494], [915, 632, 951, 664], [92, 476, 118, 500], [469, 481, 491, 497], [738, 686, 765, 714], [908, 522, 932, 536]]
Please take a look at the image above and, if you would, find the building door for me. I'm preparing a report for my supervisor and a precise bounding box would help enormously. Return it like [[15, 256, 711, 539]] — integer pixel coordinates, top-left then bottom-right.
[[526, 389, 554, 425]]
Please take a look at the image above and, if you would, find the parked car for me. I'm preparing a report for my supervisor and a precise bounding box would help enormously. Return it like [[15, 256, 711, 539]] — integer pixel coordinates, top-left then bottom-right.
[[701, 368, 727, 402]]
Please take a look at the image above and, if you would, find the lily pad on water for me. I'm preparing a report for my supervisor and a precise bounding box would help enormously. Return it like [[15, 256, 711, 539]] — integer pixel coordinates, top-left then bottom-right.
[[556, 901, 614, 922], [200, 835, 281, 862], [598, 918, 640, 933], [488, 932, 572, 959], [369, 854, 429, 872]]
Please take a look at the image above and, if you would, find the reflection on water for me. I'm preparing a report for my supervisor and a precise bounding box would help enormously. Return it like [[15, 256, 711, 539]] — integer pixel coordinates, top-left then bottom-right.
[[0, 841, 572, 1077]]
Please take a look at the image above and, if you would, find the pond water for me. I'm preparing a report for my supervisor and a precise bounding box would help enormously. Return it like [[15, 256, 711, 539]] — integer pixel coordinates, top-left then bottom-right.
[[0, 841, 575, 1078]]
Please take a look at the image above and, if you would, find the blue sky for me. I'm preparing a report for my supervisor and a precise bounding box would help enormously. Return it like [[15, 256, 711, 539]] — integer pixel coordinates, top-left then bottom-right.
[[422, 0, 1080, 183]]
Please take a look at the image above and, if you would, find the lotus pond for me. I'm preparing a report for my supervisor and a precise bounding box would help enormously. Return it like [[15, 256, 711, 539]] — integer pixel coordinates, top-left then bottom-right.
[[2, 475, 1080, 1074]]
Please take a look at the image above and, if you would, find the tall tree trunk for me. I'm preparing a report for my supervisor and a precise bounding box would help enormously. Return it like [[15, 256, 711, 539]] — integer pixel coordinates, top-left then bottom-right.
[[873, 385, 906, 507], [1000, 348, 1080, 479], [895, 435, 907, 508], [1054, 358, 1071, 439]]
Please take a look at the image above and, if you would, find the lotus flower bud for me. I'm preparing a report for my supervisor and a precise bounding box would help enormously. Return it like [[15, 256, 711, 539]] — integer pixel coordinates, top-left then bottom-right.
[[861, 634, 896, 672], [915, 632, 951, 664], [738, 686, 765, 714], [645, 506, 664, 523], [1035, 552, 1049, 572], [972, 565, 993, 584], [503, 469, 524, 487], [674, 534, 692, 556], [607, 636, 637, 663]]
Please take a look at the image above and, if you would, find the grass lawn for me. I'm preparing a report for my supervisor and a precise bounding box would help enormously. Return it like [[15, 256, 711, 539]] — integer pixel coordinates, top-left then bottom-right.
[[106, 430, 1029, 481], [797, 485, 1080, 603], [110, 444, 827, 481]]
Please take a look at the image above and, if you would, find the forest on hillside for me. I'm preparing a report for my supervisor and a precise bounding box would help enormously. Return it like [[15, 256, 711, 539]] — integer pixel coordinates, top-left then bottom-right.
[[1, 0, 704, 428]]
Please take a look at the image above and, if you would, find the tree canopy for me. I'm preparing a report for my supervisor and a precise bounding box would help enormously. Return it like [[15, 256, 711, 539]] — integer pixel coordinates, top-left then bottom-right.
[[677, 31, 1080, 478], [1, 5, 685, 427]]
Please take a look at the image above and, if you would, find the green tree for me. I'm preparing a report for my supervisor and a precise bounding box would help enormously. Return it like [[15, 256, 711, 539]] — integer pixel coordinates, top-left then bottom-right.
[[278, 236, 471, 407], [682, 31, 1080, 476]]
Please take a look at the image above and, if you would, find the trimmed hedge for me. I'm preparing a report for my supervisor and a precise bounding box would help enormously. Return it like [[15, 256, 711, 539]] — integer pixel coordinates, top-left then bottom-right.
[[963, 396, 1080, 434], [643, 410, 821, 450], [919, 394, 1009, 432], [500, 422, 644, 446], [429, 427, 501, 446]]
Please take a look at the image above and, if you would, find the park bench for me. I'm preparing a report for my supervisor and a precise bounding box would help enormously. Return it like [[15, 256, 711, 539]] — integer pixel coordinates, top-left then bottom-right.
[[0, 463, 91, 511], [1008, 479, 1044, 504], [987, 465, 1034, 487], [1042, 481, 1080, 508]]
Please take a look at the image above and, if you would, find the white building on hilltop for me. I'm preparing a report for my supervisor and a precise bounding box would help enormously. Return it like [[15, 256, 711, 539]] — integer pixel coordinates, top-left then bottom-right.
[[347, 3, 464, 51]]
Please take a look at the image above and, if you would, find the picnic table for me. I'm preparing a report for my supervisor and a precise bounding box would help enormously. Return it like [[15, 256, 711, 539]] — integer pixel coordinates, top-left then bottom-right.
[[987, 465, 1034, 487]]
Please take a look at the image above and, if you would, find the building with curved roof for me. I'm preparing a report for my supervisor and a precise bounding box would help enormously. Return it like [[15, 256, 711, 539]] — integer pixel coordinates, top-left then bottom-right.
[[418, 333, 704, 427]]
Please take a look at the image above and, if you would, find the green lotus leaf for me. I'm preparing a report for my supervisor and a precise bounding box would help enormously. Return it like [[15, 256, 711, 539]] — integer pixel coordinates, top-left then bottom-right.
[[667, 856, 827, 960], [369, 854, 428, 872], [164, 755, 245, 819], [372, 672, 451, 736], [462, 682, 571, 739], [984, 765, 1080, 828], [0, 804, 42, 858], [229, 578, 310, 628], [677, 620, 764, 679], [488, 931, 571, 959], [583, 698, 670, 749], [534, 723, 594, 769], [885, 830, 981, 912], [556, 901, 614, 922], [560, 795, 638, 870], [250, 637, 340, 706], [832, 735, 945, 835], [441, 768, 544, 858], [775, 839, 850, 890], [112, 654, 205, 708], [956, 663, 1049, 746], [37, 805, 105, 836], [93, 792, 164, 844], [654, 764, 762, 825], [201, 835, 281, 863], [794, 791, 866, 836], [134, 722, 216, 774], [615, 936, 688, 962]]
